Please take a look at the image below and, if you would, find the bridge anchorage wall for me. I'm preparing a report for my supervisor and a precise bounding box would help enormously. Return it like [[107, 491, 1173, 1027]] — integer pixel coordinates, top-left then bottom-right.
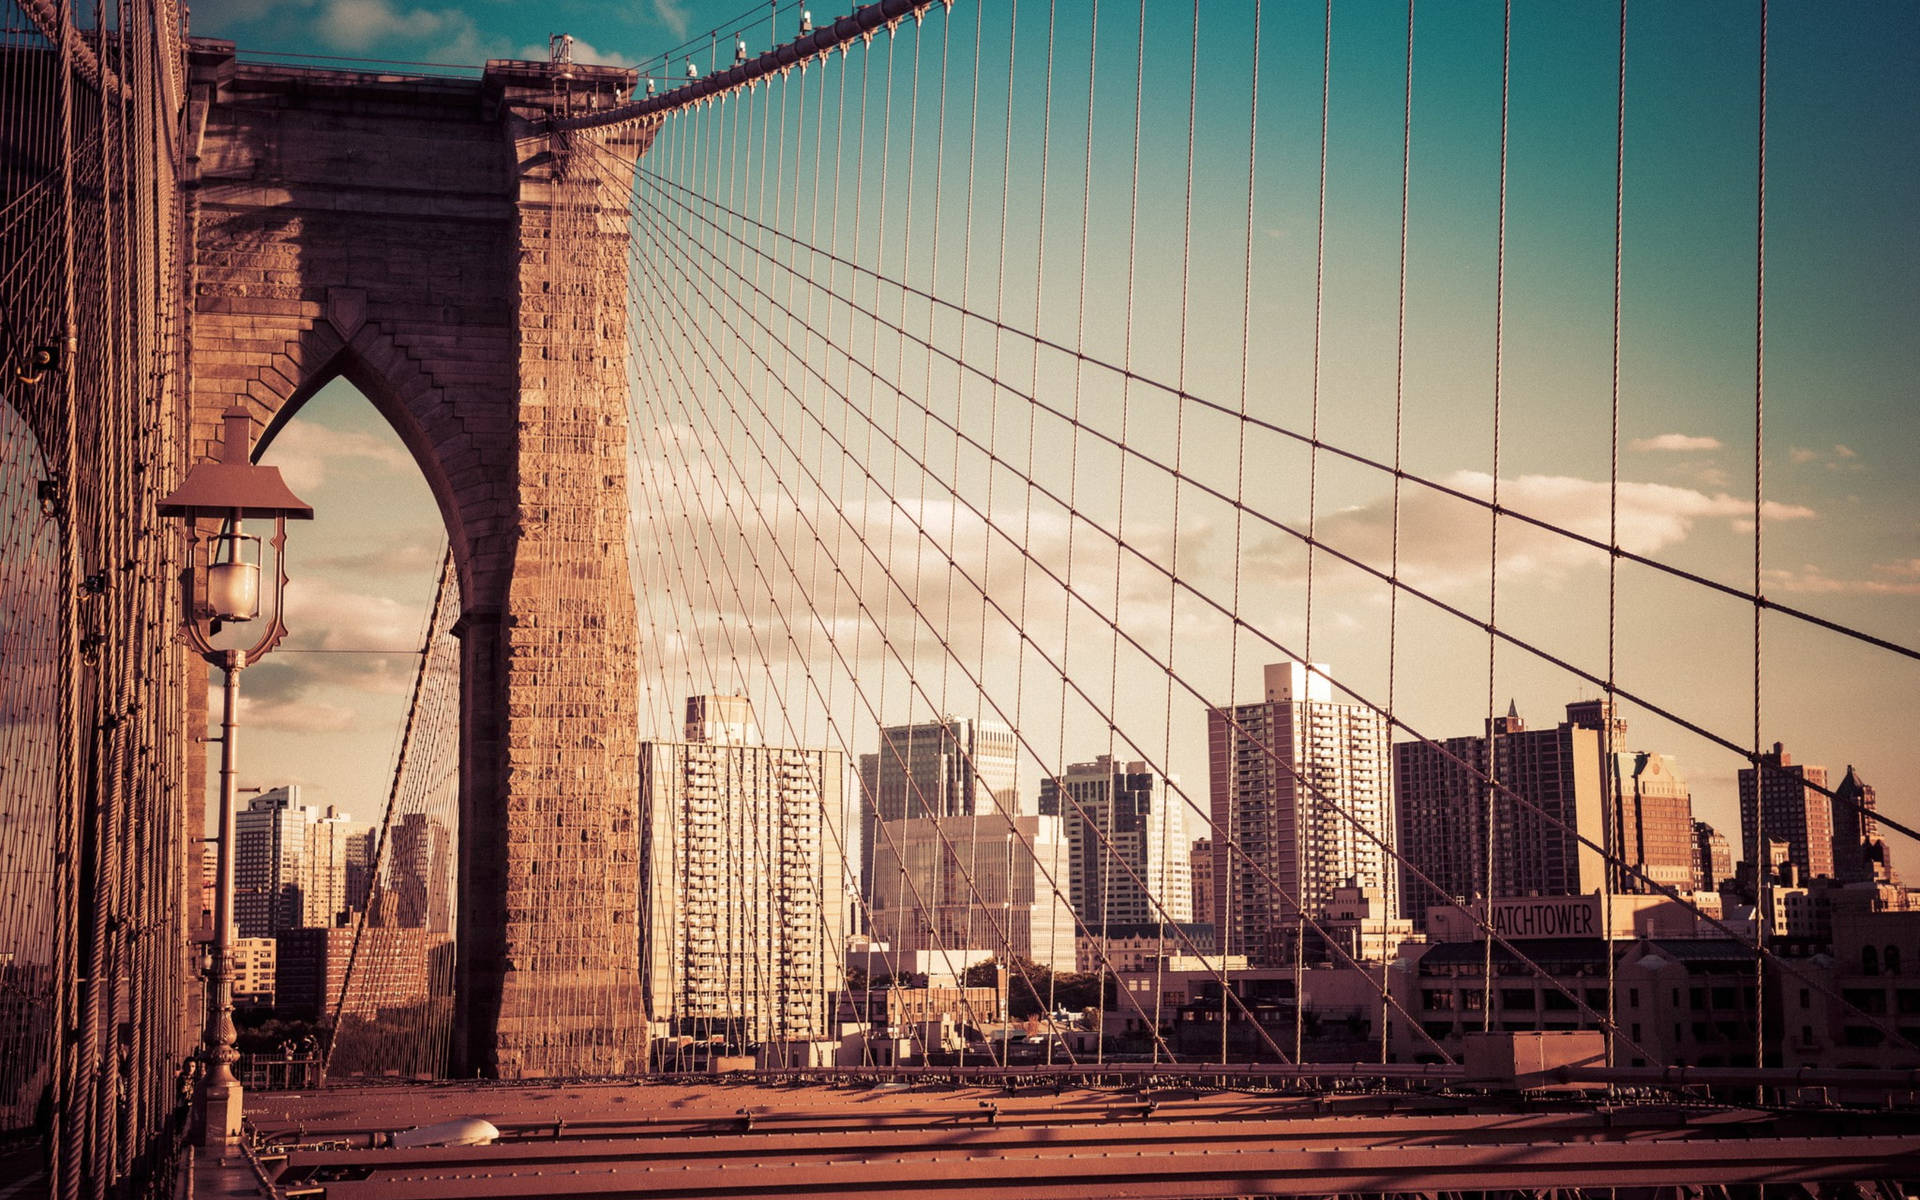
[[186, 42, 655, 1078]]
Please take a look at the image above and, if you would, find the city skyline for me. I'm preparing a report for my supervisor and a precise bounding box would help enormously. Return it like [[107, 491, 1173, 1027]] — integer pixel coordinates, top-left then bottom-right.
[[10, 3, 1917, 1189], [228, 380, 1914, 870], [214, 0, 1915, 871]]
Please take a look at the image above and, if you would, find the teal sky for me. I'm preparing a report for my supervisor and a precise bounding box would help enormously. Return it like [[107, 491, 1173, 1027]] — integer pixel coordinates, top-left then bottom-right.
[[206, 1, 1917, 876]]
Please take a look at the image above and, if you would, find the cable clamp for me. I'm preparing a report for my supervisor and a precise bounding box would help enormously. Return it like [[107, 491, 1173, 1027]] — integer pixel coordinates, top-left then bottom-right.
[[15, 343, 62, 385], [38, 475, 65, 518]]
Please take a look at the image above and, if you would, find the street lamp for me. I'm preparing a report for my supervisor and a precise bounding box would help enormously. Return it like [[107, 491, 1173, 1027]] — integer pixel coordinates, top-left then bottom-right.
[[158, 404, 312, 1152]]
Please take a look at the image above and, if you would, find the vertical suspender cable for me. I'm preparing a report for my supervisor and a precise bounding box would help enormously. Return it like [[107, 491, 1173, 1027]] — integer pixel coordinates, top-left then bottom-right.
[[1482, 0, 1512, 1034], [1605, 0, 1628, 1072], [1300, 0, 1334, 1064], [53, 0, 84, 1191], [1386, 0, 1415, 1066], [1750, 0, 1769, 1082]]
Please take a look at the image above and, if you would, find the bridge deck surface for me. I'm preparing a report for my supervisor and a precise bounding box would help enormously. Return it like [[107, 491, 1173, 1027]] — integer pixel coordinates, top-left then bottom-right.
[[227, 1078, 1920, 1198]]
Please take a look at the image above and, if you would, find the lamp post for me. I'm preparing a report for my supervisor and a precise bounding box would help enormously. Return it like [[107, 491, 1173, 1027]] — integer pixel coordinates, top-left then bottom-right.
[[158, 405, 312, 1152]]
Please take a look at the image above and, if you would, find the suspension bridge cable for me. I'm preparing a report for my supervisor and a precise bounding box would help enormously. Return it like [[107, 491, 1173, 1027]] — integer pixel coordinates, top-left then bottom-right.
[[626, 153, 1920, 850], [611, 165, 1920, 676], [627, 193, 1074, 1059], [627, 197, 1194, 1066], [615, 143, 1482, 1063], [622, 138, 1328, 1059], [610, 102, 1904, 1044]]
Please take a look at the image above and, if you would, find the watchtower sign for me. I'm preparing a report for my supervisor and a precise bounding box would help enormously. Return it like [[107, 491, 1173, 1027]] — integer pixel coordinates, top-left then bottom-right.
[[1427, 895, 1604, 941]]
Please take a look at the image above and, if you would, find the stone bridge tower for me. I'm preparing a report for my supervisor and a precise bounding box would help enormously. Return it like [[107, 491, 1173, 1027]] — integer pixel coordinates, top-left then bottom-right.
[[185, 43, 652, 1077]]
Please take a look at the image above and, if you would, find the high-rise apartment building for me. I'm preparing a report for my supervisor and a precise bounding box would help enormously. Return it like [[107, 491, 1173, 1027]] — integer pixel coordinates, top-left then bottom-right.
[[1693, 819, 1733, 892], [235, 787, 363, 939], [868, 812, 1076, 971], [1830, 766, 1897, 886], [1395, 701, 1694, 930], [640, 696, 848, 1044], [274, 926, 431, 1021], [858, 716, 1017, 904], [1739, 743, 1832, 882], [1041, 757, 1189, 966], [1207, 662, 1396, 967]]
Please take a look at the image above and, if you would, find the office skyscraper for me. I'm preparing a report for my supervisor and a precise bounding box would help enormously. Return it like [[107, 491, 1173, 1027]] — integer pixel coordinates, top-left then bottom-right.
[[1739, 743, 1832, 883], [1207, 662, 1396, 967], [1830, 765, 1896, 885], [386, 813, 454, 932], [235, 787, 363, 939], [1395, 701, 1694, 929], [1041, 756, 1189, 966], [1693, 819, 1733, 892], [307, 805, 366, 926], [640, 696, 847, 1044], [868, 812, 1076, 972], [1609, 750, 1696, 893], [857, 716, 1017, 906], [1189, 839, 1214, 937]]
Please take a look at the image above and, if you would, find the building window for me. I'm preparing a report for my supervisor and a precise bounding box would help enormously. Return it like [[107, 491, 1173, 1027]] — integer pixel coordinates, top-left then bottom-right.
[[1629, 988, 1639, 1009], [1864, 946, 1880, 976], [1887, 946, 1902, 976], [1800, 988, 1810, 1010]]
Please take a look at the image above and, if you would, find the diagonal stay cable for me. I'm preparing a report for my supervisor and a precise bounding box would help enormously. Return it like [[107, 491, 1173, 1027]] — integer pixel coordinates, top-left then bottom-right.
[[628, 195, 1207, 1070], [616, 152, 1476, 1064], [629, 197, 1125, 1060], [626, 155, 1919, 672], [621, 146, 1342, 1065], [619, 143, 1920, 851], [616, 149, 1912, 1055]]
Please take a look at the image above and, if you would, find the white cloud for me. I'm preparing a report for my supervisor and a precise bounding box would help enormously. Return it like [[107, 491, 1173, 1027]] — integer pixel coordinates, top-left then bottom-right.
[[1763, 558, 1920, 597], [314, 0, 498, 62], [1247, 471, 1816, 593], [1631, 433, 1723, 453], [521, 37, 638, 69], [236, 694, 360, 733], [651, 0, 692, 39], [264, 421, 415, 493], [282, 576, 432, 652], [1788, 444, 1864, 472], [306, 540, 445, 577]]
